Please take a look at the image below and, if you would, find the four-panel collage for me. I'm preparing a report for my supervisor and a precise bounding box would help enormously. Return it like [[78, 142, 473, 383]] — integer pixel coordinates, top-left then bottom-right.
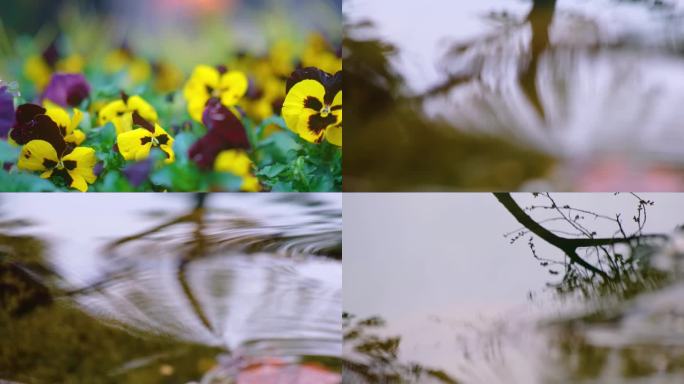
[[3, 0, 684, 383]]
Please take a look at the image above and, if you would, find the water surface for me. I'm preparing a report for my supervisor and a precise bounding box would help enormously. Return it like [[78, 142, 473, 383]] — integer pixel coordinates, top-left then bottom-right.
[[344, 193, 684, 383], [0, 193, 341, 384], [345, 0, 684, 190]]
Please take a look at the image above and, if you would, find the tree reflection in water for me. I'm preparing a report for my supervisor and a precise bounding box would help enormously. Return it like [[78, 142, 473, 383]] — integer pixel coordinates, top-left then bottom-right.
[[0, 194, 341, 383], [346, 0, 684, 190], [344, 193, 684, 383]]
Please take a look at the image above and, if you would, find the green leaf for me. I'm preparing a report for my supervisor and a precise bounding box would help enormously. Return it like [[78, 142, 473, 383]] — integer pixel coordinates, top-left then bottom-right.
[[257, 163, 288, 178], [150, 161, 202, 191], [86, 123, 117, 151], [261, 115, 288, 130], [149, 166, 174, 189], [210, 172, 243, 191], [172, 132, 198, 161], [270, 181, 294, 192], [0, 140, 19, 164], [308, 174, 334, 192], [101, 171, 133, 192], [0, 170, 57, 192], [256, 131, 301, 165]]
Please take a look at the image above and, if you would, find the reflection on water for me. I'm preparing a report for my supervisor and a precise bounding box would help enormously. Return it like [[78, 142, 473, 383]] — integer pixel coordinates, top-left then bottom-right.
[[0, 193, 341, 384], [344, 193, 684, 383], [345, 0, 684, 190]]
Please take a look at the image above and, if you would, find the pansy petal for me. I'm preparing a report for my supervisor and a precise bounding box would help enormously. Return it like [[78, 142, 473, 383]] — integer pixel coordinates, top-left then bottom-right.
[[24, 55, 51, 90], [18, 140, 58, 172], [62, 147, 97, 191], [332, 91, 342, 108], [11, 114, 67, 155], [117, 128, 153, 161], [214, 150, 260, 192], [66, 129, 86, 146], [241, 175, 261, 192], [98, 100, 127, 126], [214, 149, 252, 176], [15, 103, 46, 126], [187, 96, 209, 122], [189, 99, 250, 169], [127, 95, 158, 122], [183, 79, 211, 104], [184, 66, 220, 120], [41, 73, 90, 108], [44, 106, 71, 135], [114, 112, 134, 135], [0, 86, 15, 138], [68, 173, 88, 192], [296, 109, 335, 144], [159, 144, 175, 163], [325, 124, 342, 147], [153, 124, 175, 163], [218, 70, 248, 106], [189, 65, 220, 89], [282, 79, 326, 133], [183, 67, 217, 99], [70, 108, 83, 133], [40, 169, 54, 179], [129, 58, 152, 85]]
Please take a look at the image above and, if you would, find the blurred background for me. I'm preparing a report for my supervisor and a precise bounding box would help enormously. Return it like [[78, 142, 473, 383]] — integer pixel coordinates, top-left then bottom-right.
[[345, 0, 684, 191], [0, 0, 341, 95]]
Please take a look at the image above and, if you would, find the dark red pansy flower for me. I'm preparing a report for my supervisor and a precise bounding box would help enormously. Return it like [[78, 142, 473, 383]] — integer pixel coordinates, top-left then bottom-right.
[[10, 103, 46, 144], [9, 103, 67, 156], [188, 98, 250, 170], [41, 73, 91, 108], [0, 86, 14, 138]]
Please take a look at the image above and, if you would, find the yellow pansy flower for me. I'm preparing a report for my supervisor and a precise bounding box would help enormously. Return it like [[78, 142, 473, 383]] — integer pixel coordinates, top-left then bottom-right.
[[24, 53, 85, 91], [183, 65, 248, 122], [17, 118, 97, 193], [104, 48, 151, 85], [153, 61, 184, 93], [98, 93, 158, 135], [301, 33, 342, 74], [117, 112, 174, 163], [24, 55, 52, 90], [58, 54, 85, 73], [214, 149, 260, 192], [282, 67, 342, 146], [43, 103, 86, 145]]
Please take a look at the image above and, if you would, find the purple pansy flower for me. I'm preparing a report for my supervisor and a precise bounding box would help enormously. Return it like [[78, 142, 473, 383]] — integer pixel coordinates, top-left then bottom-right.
[[41, 73, 90, 108], [122, 159, 153, 187], [0, 86, 14, 138]]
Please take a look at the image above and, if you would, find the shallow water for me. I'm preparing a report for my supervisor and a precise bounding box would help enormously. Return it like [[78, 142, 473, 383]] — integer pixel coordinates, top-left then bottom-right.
[[343, 193, 684, 383], [345, 0, 684, 190], [0, 193, 341, 383]]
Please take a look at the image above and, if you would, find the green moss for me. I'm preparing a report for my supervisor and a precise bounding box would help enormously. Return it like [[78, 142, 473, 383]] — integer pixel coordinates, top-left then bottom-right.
[[0, 301, 222, 383]]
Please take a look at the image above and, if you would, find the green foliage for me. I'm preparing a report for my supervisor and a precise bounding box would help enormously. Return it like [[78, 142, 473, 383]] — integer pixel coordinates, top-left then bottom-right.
[[0, 169, 59, 192], [255, 130, 342, 192], [0, 141, 19, 166]]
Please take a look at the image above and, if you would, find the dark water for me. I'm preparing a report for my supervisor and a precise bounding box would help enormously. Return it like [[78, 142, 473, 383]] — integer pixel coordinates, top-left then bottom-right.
[[0, 193, 341, 384], [343, 193, 684, 383], [345, 0, 684, 191]]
